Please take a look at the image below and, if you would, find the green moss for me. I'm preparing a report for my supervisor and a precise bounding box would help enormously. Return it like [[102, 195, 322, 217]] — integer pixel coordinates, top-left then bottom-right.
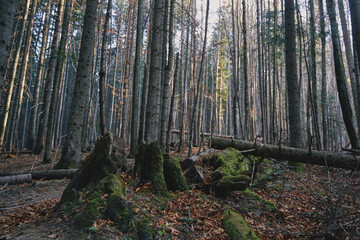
[[136, 217, 154, 240], [147, 142, 170, 197], [223, 209, 260, 240], [243, 189, 277, 213], [105, 195, 133, 230], [214, 175, 250, 197], [288, 161, 303, 172], [163, 154, 189, 192], [75, 192, 105, 228]]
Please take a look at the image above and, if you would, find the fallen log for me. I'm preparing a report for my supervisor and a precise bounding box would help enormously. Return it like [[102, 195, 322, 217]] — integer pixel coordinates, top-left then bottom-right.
[[211, 137, 360, 170], [0, 169, 77, 185], [0, 174, 32, 185], [180, 148, 216, 170], [31, 169, 77, 180]]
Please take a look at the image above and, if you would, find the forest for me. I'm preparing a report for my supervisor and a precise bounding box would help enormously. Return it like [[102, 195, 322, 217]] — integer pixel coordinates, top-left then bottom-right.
[[0, 0, 359, 239]]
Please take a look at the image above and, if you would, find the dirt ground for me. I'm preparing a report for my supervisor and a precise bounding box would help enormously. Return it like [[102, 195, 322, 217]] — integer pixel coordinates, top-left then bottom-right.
[[0, 149, 359, 239]]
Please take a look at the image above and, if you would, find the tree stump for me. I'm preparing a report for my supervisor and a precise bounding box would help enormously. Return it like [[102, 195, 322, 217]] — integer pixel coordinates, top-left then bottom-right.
[[57, 132, 132, 230]]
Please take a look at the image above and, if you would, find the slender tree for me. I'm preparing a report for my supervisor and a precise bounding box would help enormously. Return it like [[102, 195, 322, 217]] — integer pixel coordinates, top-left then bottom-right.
[[285, 0, 302, 148], [130, 0, 143, 155], [99, 0, 112, 136]]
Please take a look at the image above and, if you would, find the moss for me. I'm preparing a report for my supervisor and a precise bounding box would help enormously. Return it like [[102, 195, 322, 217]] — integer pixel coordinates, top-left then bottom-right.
[[105, 195, 133, 230], [136, 217, 154, 240], [288, 161, 303, 172], [68, 174, 125, 229], [75, 192, 105, 228], [223, 209, 260, 240], [147, 142, 170, 197], [163, 154, 189, 191], [214, 175, 250, 197], [243, 189, 277, 213]]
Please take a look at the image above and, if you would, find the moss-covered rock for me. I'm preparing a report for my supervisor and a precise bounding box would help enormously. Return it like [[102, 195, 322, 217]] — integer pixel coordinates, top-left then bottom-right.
[[163, 154, 189, 191], [223, 209, 260, 240]]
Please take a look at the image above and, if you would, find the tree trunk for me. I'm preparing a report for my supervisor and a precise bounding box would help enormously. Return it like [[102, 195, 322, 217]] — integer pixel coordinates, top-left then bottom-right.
[[130, 0, 143, 155], [319, 0, 328, 150], [188, 0, 210, 157], [326, 0, 360, 149], [0, 0, 30, 150], [33, 0, 65, 154], [0, 0, 18, 103], [166, 53, 179, 153], [99, 0, 112, 136], [144, 0, 165, 143], [43, 0, 73, 163], [285, 0, 302, 148], [55, 0, 98, 169], [338, 0, 360, 133], [211, 137, 360, 170], [27, 0, 53, 150]]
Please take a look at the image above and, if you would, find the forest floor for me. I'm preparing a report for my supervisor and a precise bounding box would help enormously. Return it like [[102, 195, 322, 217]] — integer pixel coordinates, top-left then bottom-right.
[[0, 148, 359, 239]]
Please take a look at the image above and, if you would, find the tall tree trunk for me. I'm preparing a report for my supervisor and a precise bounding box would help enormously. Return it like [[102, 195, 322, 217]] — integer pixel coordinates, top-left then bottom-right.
[[188, 0, 209, 156], [285, 0, 302, 148], [338, 0, 360, 133], [43, 0, 73, 163], [243, 0, 249, 140], [309, 0, 321, 149], [319, 0, 328, 150], [166, 53, 179, 153], [99, 0, 112, 136], [326, 0, 360, 149], [144, 0, 165, 143], [55, 0, 98, 169], [33, 0, 65, 154], [130, 0, 143, 155], [0, 0, 30, 150], [27, 0, 52, 150], [10, 0, 38, 150], [0, 0, 18, 104], [160, 0, 175, 149]]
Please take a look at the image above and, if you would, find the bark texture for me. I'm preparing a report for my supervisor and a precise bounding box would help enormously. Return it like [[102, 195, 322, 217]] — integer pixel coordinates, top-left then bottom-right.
[[55, 0, 98, 168]]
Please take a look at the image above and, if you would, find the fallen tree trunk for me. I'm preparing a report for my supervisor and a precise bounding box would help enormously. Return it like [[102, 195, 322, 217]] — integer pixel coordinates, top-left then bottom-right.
[[180, 148, 217, 170], [211, 137, 360, 170], [0, 169, 77, 185]]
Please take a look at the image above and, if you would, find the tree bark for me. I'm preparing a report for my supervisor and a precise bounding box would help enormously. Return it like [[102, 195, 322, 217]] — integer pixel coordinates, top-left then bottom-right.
[[55, 0, 98, 169], [211, 137, 360, 170], [326, 0, 360, 149], [27, 0, 53, 150], [130, 0, 143, 155], [0, 0, 30, 150], [285, 0, 302, 148], [144, 0, 165, 143], [99, 0, 112, 136], [0, 0, 18, 103], [43, 0, 73, 163]]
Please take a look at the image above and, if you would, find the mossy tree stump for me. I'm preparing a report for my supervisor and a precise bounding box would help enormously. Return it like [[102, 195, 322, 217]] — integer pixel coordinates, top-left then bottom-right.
[[58, 132, 133, 230], [135, 142, 188, 196]]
